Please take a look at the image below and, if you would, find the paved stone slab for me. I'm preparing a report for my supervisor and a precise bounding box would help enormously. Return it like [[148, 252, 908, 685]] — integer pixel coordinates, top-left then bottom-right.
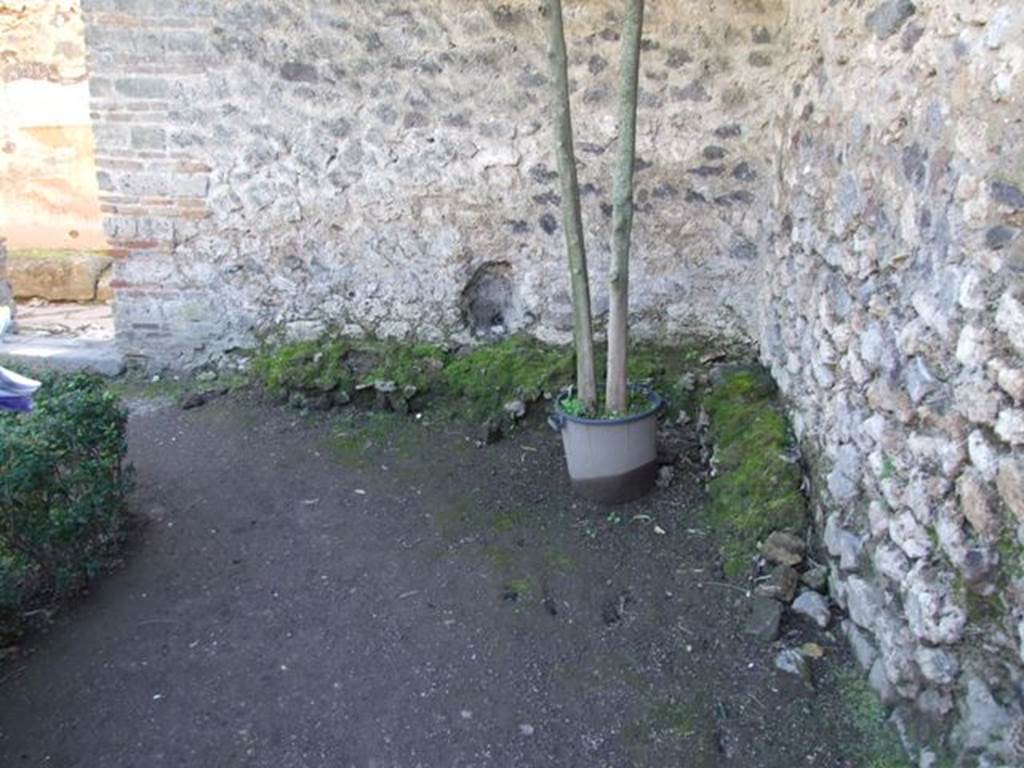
[[14, 300, 114, 341], [0, 335, 124, 377]]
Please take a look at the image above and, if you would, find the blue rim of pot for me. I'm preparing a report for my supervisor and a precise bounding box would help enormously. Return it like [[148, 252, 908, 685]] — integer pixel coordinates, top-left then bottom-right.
[[549, 386, 665, 429]]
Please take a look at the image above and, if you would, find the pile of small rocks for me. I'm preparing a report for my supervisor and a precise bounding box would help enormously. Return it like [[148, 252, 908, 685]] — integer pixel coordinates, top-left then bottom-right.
[[743, 530, 834, 685], [746, 531, 832, 638]]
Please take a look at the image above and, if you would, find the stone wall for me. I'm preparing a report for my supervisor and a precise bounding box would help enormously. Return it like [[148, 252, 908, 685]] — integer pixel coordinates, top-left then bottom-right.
[[81, 0, 783, 367], [762, 1, 1024, 762], [0, 0, 108, 252]]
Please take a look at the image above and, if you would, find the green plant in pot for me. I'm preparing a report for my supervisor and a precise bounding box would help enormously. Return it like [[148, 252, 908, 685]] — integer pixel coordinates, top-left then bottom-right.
[[543, 0, 662, 504]]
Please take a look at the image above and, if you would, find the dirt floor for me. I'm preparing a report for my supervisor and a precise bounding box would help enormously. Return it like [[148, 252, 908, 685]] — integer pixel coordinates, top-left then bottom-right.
[[0, 393, 876, 767]]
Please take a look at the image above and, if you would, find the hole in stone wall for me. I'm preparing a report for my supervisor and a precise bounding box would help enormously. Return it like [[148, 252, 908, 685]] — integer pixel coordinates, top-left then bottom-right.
[[460, 261, 516, 339]]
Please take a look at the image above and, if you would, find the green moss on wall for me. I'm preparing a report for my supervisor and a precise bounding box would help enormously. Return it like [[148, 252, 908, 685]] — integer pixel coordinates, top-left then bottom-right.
[[835, 669, 914, 768]]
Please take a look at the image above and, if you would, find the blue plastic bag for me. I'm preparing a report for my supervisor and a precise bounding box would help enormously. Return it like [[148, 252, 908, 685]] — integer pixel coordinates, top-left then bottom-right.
[[0, 393, 34, 413], [0, 367, 40, 412]]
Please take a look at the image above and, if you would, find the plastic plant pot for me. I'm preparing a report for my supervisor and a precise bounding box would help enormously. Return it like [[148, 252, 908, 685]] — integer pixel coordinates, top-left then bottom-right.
[[549, 388, 664, 504]]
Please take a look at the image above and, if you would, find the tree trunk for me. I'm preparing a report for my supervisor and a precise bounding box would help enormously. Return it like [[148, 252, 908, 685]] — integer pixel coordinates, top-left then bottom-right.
[[605, 0, 645, 414], [544, 0, 597, 411]]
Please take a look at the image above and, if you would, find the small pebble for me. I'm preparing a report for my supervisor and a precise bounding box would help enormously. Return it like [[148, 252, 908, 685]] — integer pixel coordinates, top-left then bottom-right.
[[792, 590, 831, 629], [774, 648, 812, 686]]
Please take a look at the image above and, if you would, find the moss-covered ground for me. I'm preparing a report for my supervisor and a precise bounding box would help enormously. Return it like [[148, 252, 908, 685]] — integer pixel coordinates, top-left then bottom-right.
[[700, 366, 807, 579], [249, 332, 719, 423]]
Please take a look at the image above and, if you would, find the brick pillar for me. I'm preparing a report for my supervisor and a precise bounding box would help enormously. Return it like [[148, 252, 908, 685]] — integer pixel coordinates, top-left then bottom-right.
[[82, 0, 214, 366]]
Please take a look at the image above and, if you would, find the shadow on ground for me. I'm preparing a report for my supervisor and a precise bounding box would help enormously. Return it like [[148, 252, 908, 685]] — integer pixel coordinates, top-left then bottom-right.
[[0, 394, 871, 767]]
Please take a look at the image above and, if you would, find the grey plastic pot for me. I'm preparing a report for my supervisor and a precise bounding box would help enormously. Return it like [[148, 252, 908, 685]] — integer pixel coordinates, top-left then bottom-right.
[[549, 389, 664, 504]]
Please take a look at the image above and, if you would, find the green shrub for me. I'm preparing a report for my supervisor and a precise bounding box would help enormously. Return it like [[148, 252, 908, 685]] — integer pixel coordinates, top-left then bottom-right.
[[0, 373, 131, 635]]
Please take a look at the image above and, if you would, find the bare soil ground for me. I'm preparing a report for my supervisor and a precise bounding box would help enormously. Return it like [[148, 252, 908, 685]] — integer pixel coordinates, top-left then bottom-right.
[[0, 393, 870, 767]]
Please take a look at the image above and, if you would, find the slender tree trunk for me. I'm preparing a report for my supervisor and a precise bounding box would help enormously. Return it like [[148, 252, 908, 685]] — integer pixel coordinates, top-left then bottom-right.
[[605, 0, 645, 414], [544, 0, 597, 411]]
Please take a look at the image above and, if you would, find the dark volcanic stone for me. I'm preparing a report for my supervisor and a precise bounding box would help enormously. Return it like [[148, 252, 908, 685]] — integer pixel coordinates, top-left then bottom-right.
[[730, 239, 758, 261], [901, 22, 925, 51], [671, 81, 711, 102], [528, 164, 558, 184], [714, 190, 755, 206], [901, 143, 927, 188], [651, 183, 679, 199], [732, 162, 757, 182], [866, 0, 916, 40], [689, 165, 725, 178], [715, 123, 742, 139], [986, 225, 1017, 251], [991, 180, 1024, 211], [280, 61, 318, 82], [665, 47, 693, 68], [745, 597, 784, 641]]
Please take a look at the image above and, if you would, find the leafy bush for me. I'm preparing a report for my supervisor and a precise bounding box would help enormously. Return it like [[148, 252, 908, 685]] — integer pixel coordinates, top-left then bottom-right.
[[0, 373, 131, 635]]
